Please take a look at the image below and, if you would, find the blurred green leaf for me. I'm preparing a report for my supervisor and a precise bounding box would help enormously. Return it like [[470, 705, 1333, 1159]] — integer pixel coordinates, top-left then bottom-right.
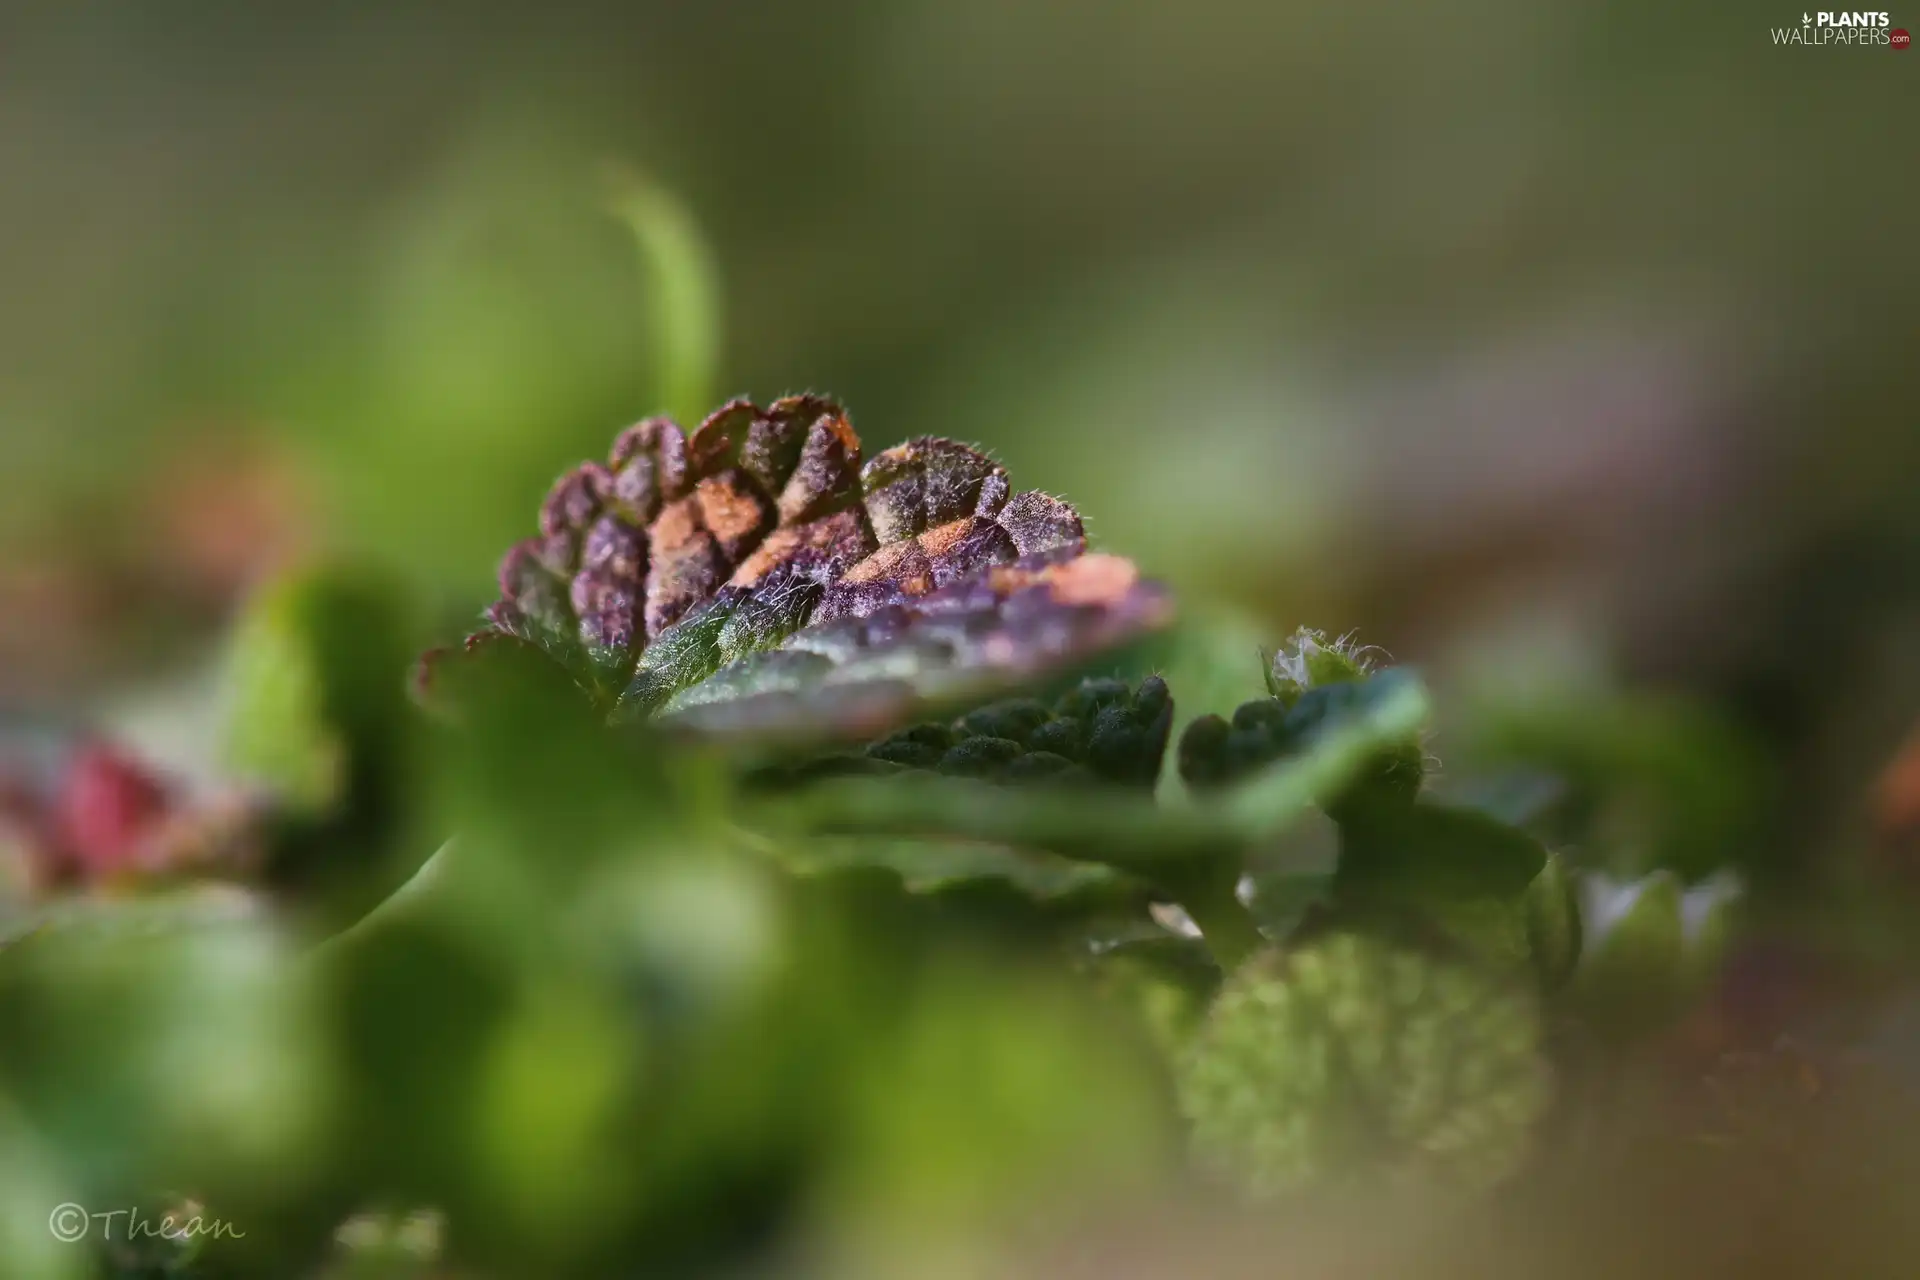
[[0, 1101, 86, 1280], [814, 961, 1174, 1270], [608, 169, 721, 430], [220, 563, 427, 928], [1334, 800, 1549, 904], [223, 565, 419, 817], [0, 890, 330, 1208], [1455, 692, 1773, 881], [262, 136, 662, 589], [784, 834, 1128, 903]]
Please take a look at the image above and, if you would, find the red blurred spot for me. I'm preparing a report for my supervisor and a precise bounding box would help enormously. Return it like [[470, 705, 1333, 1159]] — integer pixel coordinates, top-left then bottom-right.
[[54, 744, 172, 876], [1893, 28, 1911, 48]]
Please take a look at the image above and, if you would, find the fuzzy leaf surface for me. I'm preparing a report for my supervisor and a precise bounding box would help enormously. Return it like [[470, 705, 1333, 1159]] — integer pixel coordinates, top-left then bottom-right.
[[449, 396, 1172, 739]]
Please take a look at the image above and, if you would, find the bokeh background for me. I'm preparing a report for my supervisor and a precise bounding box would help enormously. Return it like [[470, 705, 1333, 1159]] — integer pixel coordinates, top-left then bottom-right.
[[5, 0, 1915, 706], [1, 4, 1919, 1274]]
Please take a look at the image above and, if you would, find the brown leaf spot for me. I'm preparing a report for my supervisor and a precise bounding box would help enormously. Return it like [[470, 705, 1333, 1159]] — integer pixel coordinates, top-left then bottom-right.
[[729, 508, 876, 588], [694, 469, 776, 562], [840, 539, 935, 596], [644, 496, 727, 637], [918, 515, 1018, 588], [1040, 553, 1139, 607]]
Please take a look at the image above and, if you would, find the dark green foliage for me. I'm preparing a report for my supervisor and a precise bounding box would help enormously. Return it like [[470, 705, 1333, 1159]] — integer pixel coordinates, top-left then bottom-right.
[[1180, 670, 1426, 806], [936, 735, 1026, 778], [860, 673, 1174, 790]]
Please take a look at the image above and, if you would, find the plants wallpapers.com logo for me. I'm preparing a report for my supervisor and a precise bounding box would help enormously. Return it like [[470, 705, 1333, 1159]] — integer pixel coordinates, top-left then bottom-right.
[[1772, 11, 1910, 45]]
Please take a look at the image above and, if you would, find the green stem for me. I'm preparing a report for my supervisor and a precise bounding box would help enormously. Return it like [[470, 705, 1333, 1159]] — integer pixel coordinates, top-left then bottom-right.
[[1176, 867, 1264, 970]]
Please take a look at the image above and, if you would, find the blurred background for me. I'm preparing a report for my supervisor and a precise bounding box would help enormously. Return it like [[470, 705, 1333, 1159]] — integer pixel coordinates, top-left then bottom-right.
[[2, 3, 1920, 1275], [6, 0, 1918, 865], [2, 2, 1913, 644]]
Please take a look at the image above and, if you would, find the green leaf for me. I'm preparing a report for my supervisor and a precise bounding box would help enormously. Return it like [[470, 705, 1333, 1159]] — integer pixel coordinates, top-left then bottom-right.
[[0, 889, 328, 1200], [1178, 933, 1552, 1199], [1568, 869, 1686, 1035], [1565, 868, 1742, 1037], [782, 835, 1130, 904], [1455, 692, 1772, 880], [815, 964, 1173, 1263], [222, 565, 418, 817], [782, 668, 1431, 878], [0, 1101, 86, 1280], [271, 138, 665, 585], [1333, 799, 1550, 903]]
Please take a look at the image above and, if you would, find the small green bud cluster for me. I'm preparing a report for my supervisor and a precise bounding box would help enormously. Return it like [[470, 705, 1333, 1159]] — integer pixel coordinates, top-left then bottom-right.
[[1180, 631, 1424, 802], [1178, 932, 1552, 1199], [862, 675, 1173, 788]]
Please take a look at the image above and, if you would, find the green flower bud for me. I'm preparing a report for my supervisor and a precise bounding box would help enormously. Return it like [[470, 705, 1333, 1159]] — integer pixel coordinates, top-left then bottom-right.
[[1175, 713, 1234, 791], [1570, 869, 1741, 1035], [1177, 933, 1552, 1200], [1265, 628, 1372, 705]]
